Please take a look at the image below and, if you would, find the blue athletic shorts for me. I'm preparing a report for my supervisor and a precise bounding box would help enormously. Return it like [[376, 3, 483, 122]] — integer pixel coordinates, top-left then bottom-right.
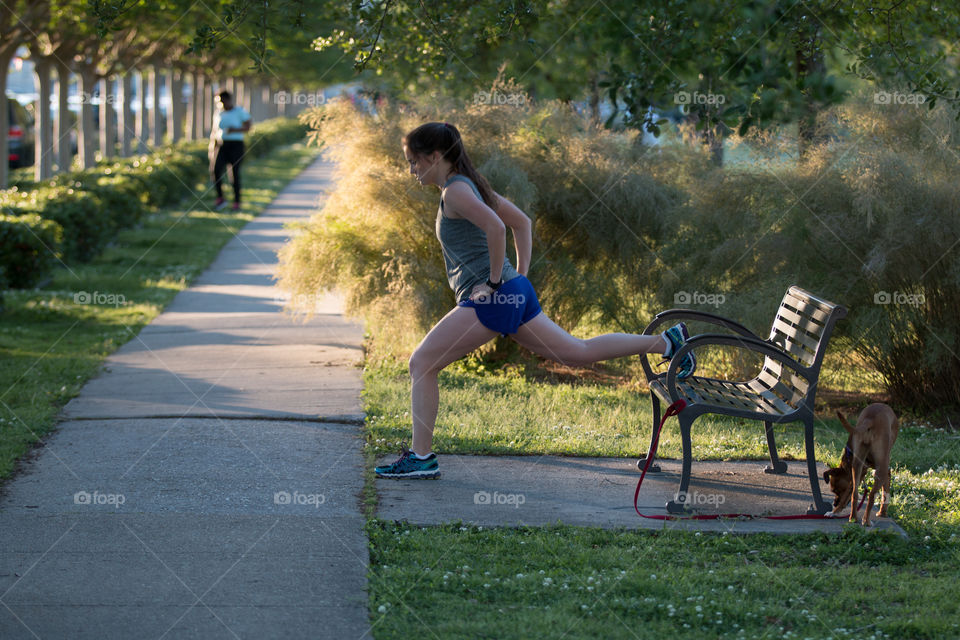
[[458, 275, 542, 336]]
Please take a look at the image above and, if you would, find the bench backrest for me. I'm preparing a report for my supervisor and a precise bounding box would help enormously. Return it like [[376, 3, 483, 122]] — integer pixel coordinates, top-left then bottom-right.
[[753, 287, 847, 406]]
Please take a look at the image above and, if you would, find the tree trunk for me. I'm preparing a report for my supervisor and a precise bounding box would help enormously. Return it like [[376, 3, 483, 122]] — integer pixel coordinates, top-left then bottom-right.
[[267, 85, 276, 118], [277, 85, 287, 117], [186, 70, 197, 140], [197, 74, 208, 138], [151, 66, 162, 147], [589, 72, 601, 127], [54, 59, 71, 172], [136, 68, 149, 152], [705, 126, 724, 166], [77, 66, 97, 168], [119, 72, 133, 156], [99, 76, 114, 158], [796, 24, 826, 161], [236, 77, 248, 112], [33, 57, 54, 180], [204, 77, 215, 137], [249, 82, 261, 122], [0, 57, 11, 188], [169, 69, 183, 143]]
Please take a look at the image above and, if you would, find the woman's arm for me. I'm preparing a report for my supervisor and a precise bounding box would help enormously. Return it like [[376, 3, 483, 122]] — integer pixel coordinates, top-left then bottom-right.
[[493, 193, 532, 276]]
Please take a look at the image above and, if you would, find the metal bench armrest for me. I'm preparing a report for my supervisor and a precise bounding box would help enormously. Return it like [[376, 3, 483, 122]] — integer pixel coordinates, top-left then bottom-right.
[[662, 333, 814, 402], [642, 309, 759, 339], [641, 310, 760, 383]]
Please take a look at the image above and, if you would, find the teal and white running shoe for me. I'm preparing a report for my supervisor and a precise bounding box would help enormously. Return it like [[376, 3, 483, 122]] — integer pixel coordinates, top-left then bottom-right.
[[375, 448, 440, 479], [661, 322, 697, 379]]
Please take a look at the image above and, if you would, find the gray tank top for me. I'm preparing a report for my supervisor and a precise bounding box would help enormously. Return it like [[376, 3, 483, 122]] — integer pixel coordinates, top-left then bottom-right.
[[436, 175, 520, 302]]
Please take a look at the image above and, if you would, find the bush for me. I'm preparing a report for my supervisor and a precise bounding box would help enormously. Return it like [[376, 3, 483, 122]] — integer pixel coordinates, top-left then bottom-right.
[[0, 117, 307, 275], [280, 91, 960, 411], [657, 95, 960, 410], [278, 94, 685, 359], [0, 212, 63, 288], [247, 118, 309, 155], [0, 186, 108, 262]]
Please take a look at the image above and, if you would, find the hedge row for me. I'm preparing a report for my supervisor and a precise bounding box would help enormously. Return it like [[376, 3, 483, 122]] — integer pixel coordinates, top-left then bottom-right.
[[0, 117, 307, 288]]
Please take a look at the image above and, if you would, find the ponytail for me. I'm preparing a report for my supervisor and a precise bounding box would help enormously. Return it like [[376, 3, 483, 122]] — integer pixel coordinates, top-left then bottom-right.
[[403, 122, 498, 209]]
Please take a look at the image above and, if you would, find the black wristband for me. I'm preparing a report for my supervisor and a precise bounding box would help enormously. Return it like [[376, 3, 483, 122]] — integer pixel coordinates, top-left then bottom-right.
[[486, 278, 502, 291]]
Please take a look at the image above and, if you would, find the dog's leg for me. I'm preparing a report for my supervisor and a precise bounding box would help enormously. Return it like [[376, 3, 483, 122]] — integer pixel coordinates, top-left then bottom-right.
[[862, 474, 880, 527], [876, 463, 891, 517], [849, 460, 863, 524]]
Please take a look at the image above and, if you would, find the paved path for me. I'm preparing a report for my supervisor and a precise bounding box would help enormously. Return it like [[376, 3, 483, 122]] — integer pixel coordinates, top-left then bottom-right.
[[0, 155, 370, 639], [376, 455, 906, 535]]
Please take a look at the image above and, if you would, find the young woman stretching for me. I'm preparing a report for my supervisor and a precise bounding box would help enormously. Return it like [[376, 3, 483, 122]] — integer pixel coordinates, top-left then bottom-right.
[[375, 122, 695, 479]]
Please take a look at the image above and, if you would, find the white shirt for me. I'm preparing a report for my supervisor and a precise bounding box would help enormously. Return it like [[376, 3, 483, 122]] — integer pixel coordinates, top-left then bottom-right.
[[213, 106, 251, 142]]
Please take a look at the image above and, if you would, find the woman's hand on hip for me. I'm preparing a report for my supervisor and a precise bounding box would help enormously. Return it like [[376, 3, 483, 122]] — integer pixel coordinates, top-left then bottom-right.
[[469, 282, 495, 303]]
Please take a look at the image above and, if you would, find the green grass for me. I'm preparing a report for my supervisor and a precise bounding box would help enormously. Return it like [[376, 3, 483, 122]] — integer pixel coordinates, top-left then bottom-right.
[[367, 516, 960, 640], [362, 361, 953, 472], [364, 358, 960, 639], [0, 142, 320, 479]]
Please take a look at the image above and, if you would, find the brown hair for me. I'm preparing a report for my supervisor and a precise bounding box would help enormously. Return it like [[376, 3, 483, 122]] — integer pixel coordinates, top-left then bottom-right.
[[403, 122, 498, 209]]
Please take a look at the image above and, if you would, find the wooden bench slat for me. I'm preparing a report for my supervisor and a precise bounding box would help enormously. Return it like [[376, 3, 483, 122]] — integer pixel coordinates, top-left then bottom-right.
[[751, 374, 802, 410], [772, 317, 822, 354], [783, 293, 833, 323], [666, 377, 796, 416], [758, 362, 808, 398], [775, 306, 826, 335], [770, 336, 816, 367]]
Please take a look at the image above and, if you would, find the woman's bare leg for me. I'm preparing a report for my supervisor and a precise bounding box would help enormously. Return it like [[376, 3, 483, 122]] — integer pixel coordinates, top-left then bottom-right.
[[408, 306, 499, 455], [511, 312, 665, 366]]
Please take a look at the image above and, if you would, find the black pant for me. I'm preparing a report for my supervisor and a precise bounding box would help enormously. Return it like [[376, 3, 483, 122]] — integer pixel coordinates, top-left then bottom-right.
[[213, 140, 244, 202]]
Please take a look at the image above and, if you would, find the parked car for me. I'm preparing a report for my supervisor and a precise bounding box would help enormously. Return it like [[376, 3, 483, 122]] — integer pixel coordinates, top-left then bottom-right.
[[7, 96, 35, 168]]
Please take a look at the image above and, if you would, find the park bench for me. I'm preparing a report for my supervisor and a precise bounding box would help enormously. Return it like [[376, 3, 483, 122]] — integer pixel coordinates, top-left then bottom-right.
[[639, 286, 847, 514]]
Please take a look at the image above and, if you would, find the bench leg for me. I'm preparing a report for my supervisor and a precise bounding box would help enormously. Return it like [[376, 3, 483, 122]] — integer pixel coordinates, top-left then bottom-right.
[[666, 413, 694, 514], [763, 420, 788, 474], [803, 415, 829, 514], [637, 394, 661, 473]]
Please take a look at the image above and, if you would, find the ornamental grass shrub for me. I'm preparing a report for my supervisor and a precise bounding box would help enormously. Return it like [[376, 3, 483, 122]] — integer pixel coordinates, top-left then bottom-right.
[[657, 95, 960, 411], [280, 90, 960, 411], [277, 93, 685, 360]]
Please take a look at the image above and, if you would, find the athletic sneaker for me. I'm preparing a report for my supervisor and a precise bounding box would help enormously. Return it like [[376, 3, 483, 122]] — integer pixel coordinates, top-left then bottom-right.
[[231, 201, 241, 211], [214, 197, 228, 211], [375, 448, 440, 479], [661, 322, 697, 379]]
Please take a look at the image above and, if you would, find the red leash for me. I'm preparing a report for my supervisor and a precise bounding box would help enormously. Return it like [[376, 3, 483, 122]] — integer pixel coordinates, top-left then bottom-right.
[[634, 399, 866, 520]]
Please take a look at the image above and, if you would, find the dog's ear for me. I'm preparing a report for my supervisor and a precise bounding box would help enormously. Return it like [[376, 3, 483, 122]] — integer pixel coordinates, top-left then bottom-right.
[[837, 411, 855, 436]]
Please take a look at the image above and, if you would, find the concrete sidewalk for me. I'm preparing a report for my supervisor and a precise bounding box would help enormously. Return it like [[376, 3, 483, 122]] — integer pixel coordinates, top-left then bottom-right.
[[0, 155, 370, 639], [376, 455, 906, 535]]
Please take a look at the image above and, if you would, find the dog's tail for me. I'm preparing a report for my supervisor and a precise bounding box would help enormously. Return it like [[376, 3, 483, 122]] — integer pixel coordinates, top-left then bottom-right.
[[837, 410, 875, 443], [837, 411, 855, 435]]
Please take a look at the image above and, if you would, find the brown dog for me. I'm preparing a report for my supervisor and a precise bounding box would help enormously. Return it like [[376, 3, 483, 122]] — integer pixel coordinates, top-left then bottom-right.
[[822, 403, 899, 526]]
